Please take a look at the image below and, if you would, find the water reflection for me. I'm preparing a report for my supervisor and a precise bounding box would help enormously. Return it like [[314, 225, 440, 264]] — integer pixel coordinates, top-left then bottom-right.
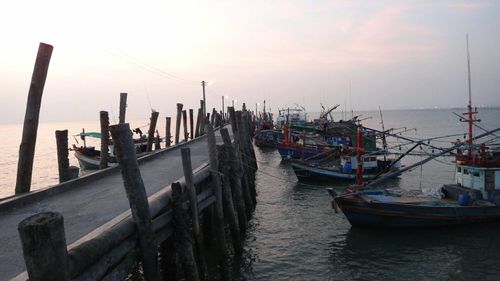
[[328, 224, 500, 281]]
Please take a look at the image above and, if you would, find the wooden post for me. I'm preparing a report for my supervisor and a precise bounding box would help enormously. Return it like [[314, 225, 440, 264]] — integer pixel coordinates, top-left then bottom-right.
[[175, 103, 183, 144], [217, 145, 243, 254], [109, 123, 160, 281], [181, 148, 208, 279], [147, 111, 159, 152], [220, 128, 232, 146], [180, 148, 200, 235], [165, 117, 171, 147], [189, 109, 194, 140], [199, 100, 205, 135], [230, 109, 254, 214], [15, 42, 53, 194], [195, 108, 202, 138], [219, 144, 247, 234], [237, 111, 257, 205], [206, 123, 230, 278], [119, 92, 127, 124], [171, 182, 200, 281], [55, 130, 71, 183], [18, 212, 69, 281], [155, 130, 161, 150], [211, 108, 216, 126], [182, 110, 188, 142], [99, 111, 110, 169]]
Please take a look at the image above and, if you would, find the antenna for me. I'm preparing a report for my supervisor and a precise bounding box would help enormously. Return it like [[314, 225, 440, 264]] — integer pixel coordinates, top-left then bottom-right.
[[349, 80, 353, 119], [466, 33, 472, 108]]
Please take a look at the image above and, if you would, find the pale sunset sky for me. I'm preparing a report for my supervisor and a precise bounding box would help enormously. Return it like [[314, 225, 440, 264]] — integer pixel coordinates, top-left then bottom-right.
[[1, 0, 499, 123]]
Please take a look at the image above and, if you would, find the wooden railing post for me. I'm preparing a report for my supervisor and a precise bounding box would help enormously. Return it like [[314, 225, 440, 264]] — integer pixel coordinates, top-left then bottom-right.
[[110, 123, 160, 281], [119, 92, 127, 124], [171, 182, 200, 281], [165, 117, 172, 147], [15, 42, 53, 194], [206, 123, 230, 279], [219, 144, 247, 234], [175, 103, 183, 144], [18, 212, 69, 281], [99, 111, 110, 169], [146, 111, 159, 152]]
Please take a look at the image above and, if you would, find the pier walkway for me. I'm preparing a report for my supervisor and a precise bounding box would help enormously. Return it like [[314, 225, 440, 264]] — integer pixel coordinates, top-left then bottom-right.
[[0, 128, 228, 280]]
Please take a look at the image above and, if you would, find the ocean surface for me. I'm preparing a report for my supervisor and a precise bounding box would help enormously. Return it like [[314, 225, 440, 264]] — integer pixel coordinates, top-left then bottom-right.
[[2, 108, 500, 280]]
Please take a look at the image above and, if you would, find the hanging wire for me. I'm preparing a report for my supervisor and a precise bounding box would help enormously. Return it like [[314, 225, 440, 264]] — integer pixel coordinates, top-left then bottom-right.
[[106, 50, 199, 86]]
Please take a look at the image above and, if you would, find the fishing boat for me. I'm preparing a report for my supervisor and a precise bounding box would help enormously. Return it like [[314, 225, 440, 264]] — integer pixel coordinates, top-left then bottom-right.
[[72, 130, 151, 170], [292, 119, 400, 182], [328, 36, 500, 228], [254, 129, 283, 148]]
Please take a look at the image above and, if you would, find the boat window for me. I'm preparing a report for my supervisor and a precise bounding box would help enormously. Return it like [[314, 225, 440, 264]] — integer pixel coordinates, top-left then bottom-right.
[[457, 167, 461, 173], [473, 171, 480, 177], [463, 169, 469, 175]]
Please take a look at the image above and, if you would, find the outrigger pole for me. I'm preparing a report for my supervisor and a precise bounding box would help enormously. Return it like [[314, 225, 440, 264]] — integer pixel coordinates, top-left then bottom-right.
[[364, 126, 500, 188]]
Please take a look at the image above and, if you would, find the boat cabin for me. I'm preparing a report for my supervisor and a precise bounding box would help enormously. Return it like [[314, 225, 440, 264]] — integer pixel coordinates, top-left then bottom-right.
[[455, 164, 500, 199]]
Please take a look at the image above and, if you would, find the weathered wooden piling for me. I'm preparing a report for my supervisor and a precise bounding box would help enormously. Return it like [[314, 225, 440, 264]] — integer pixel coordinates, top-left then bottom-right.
[[199, 100, 205, 135], [183, 110, 189, 142], [18, 212, 69, 281], [110, 123, 160, 281], [229, 108, 254, 215], [171, 182, 200, 281], [55, 130, 72, 183], [189, 109, 194, 140], [206, 123, 230, 279], [219, 143, 247, 234], [181, 148, 200, 235], [165, 117, 171, 147], [195, 108, 202, 138], [119, 92, 127, 124], [99, 111, 110, 169], [236, 111, 257, 205], [147, 111, 159, 152], [175, 103, 183, 144], [15, 42, 53, 194], [210, 108, 216, 126]]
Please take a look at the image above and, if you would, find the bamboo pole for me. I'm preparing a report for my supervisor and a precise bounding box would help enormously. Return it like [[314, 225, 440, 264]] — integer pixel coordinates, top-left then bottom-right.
[[15, 42, 53, 194], [109, 123, 160, 281]]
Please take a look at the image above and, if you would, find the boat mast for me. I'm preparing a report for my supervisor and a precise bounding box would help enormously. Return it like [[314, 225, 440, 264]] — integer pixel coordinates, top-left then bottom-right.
[[355, 120, 364, 185], [379, 106, 387, 161], [462, 33, 479, 161]]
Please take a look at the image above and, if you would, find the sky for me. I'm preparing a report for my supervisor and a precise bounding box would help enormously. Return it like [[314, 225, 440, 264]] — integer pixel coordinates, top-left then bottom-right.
[[1, 0, 499, 124]]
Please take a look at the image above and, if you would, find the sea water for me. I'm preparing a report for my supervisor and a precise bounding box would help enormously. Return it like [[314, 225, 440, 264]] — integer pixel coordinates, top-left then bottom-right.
[[1, 108, 500, 280]]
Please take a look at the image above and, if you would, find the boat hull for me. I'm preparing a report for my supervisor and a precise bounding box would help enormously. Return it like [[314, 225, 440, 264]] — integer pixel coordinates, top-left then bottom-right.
[[277, 144, 322, 160], [292, 162, 393, 183], [335, 195, 500, 228], [74, 150, 117, 170]]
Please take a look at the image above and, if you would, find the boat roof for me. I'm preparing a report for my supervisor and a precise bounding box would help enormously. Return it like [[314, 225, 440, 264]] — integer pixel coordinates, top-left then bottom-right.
[[76, 132, 101, 138]]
